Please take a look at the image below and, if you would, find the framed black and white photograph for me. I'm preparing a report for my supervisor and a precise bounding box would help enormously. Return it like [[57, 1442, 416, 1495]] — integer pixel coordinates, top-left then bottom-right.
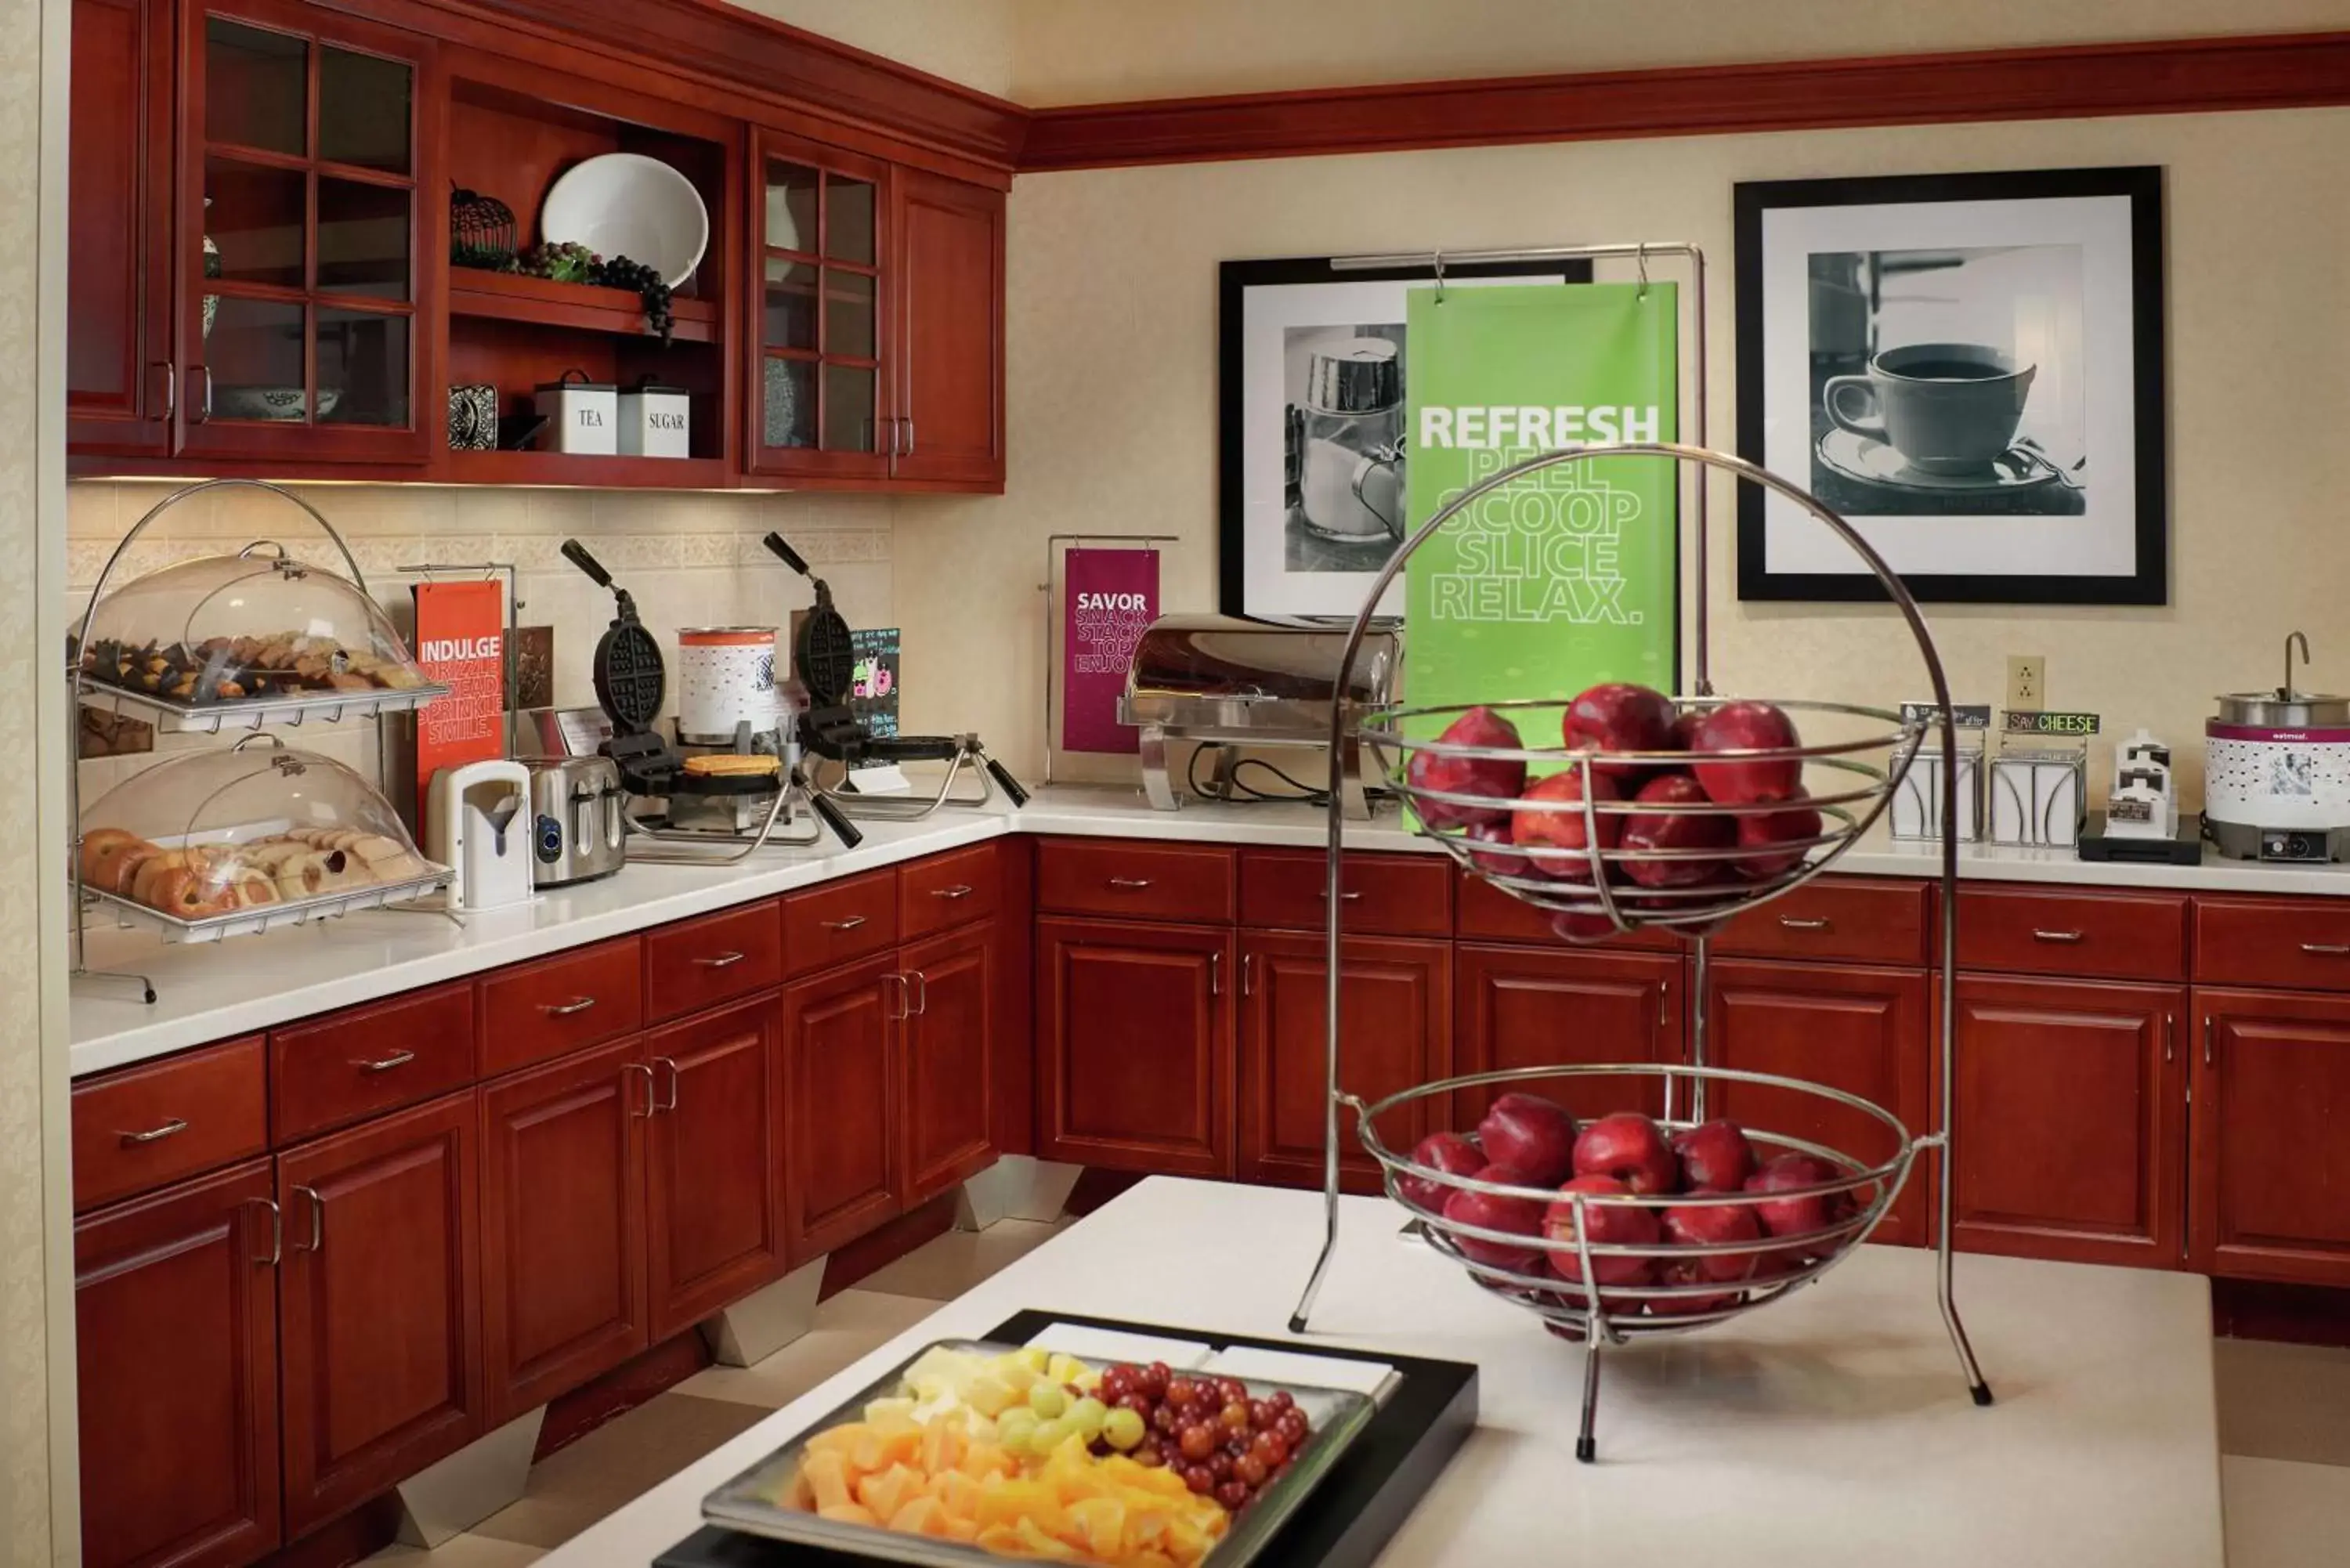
[[1219, 254, 1590, 621], [1734, 167, 2165, 604]]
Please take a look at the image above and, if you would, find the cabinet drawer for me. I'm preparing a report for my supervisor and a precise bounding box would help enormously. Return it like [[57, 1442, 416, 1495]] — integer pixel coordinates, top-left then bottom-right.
[[72, 1035, 269, 1211], [1712, 879, 1930, 966], [785, 869, 900, 978], [1453, 871, 1679, 951], [901, 844, 1003, 941], [1240, 849, 1451, 938], [480, 938, 645, 1075], [646, 901, 783, 1024], [273, 985, 477, 1143], [1036, 838, 1234, 925], [1956, 887, 2186, 981], [2195, 898, 2350, 991]]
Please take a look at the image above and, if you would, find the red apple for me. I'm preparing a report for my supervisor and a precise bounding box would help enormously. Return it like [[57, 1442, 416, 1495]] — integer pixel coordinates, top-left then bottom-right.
[[1396, 1131, 1483, 1216], [1661, 1197, 1765, 1283], [1460, 819, 1530, 878], [1407, 706, 1528, 829], [1734, 790, 1824, 880], [1619, 772, 1736, 888], [1572, 1111, 1679, 1195], [1509, 768, 1620, 882], [1672, 1119, 1758, 1192], [1744, 1152, 1856, 1248], [1646, 1256, 1745, 1317], [1542, 1174, 1660, 1287], [1690, 701, 1804, 805], [1562, 683, 1680, 781], [1477, 1093, 1579, 1186], [1671, 708, 1708, 750], [1441, 1163, 1548, 1271]]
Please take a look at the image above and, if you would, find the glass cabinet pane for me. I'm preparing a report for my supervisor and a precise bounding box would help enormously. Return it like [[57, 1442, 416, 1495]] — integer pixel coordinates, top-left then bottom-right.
[[205, 19, 306, 155], [826, 273, 875, 359], [206, 297, 306, 418], [764, 162, 819, 255], [763, 259, 817, 351], [316, 308, 409, 426], [825, 178, 875, 266], [764, 357, 815, 450], [317, 49, 411, 172], [821, 363, 877, 452], [317, 179, 410, 299], [206, 160, 306, 288]]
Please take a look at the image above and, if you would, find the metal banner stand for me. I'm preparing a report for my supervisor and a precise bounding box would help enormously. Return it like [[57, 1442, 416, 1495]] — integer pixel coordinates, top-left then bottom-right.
[[1039, 532, 1175, 787]]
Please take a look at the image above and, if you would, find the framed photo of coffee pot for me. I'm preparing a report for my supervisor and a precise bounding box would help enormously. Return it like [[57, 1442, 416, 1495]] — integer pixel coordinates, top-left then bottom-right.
[[1734, 166, 2166, 605]]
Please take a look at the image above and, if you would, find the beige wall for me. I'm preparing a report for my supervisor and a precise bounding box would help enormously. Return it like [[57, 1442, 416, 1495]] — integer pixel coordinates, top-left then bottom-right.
[[1007, 0, 2350, 103], [894, 105, 2350, 807], [732, 0, 1019, 99]]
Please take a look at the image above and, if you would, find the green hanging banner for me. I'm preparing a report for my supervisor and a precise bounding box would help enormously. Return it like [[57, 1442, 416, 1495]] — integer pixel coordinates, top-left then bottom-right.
[[1403, 282, 1680, 742]]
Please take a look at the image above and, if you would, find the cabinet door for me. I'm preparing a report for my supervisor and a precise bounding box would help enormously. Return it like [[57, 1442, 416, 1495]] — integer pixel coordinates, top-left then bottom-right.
[[1036, 918, 1233, 1177], [783, 952, 902, 1264], [1705, 959, 1931, 1246], [645, 997, 784, 1342], [747, 128, 891, 480], [277, 1092, 481, 1537], [68, 0, 175, 457], [2193, 988, 2350, 1285], [1950, 976, 2186, 1269], [75, 1160, 280, 1568], [178, 0, 438, 463], [1453, 945, 1682, 1128], [891, 168, 1003, 489], [479, 1037, 650, 1425], [1239, 932, 1448, 1194], [902, 920, 1000, 1206]]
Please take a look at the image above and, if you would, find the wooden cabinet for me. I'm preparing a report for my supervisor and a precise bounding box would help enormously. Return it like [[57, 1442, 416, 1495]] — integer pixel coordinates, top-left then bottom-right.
[[2193, 988, 2350, 1285], [1453, 945, 1682, 1125], [782, 952, 902, 1263], [68, 0, 175, 457], [479, 1038, 648, 1425], [75, 1160, 281, 1568], [275, 1092, 481, 1537], [890, 168, 1004, 488], [901, 920, 1000, 1206], [1238, 932, 1449, 1193], [1704, 959, 1931, 1246], [1949, 976, 2185, 1268], [645, 996, 783, 1341], [72, 1034, 269, 1212], [1036, 918, 1233, 1177]]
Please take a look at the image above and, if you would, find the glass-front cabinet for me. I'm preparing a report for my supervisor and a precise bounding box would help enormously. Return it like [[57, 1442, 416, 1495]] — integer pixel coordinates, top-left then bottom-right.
[[748, 130, 891, 480], [178, 1, 436, 462]]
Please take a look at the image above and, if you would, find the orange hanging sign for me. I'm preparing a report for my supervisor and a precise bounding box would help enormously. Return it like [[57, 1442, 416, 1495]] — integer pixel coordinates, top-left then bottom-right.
[[411, 580, 508, 841]]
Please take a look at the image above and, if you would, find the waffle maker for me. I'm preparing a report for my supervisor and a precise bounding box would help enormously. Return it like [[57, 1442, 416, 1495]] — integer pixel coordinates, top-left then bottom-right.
[[561, 540, 862, 850]]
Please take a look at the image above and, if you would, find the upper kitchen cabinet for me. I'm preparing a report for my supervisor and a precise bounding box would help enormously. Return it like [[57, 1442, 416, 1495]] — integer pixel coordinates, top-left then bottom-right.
[[176, 0, 441, 464], [67, 0, 175, 459], [891, 168, 1005, 490]]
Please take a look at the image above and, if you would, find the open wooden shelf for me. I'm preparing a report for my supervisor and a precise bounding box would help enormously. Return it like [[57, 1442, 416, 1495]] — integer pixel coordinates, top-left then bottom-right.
[[443, 449, 734, 489], [449, 269, 721, 344]]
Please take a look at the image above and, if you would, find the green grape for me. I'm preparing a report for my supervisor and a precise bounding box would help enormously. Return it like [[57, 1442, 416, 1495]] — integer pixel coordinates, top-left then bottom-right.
[[1068, 1396, 1108, 1442], [1102, 1407, 1146, 1451], [1027, 1382, 1068, 1420], [996, 1407, 1039, 1447], [1028, 1416, 1072, 1456]]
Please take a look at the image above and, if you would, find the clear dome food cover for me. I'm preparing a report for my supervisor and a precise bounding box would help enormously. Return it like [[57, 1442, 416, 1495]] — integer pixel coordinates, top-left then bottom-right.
[[78, 544, 429, 711], [77, 735, 446, 936]]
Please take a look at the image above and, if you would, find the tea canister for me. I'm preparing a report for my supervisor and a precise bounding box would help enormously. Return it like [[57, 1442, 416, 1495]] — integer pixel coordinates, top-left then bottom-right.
[[619, 380, 691, 460], [533, 370, 617, 456], [675, 626, 779, 745]]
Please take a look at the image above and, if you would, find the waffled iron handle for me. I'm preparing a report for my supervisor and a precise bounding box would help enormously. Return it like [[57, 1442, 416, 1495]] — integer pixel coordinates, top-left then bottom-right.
[[985, 757, 1030, 807], [762, 533, 809, 576], [561, 539, 613, 588], [812, 789, 865, 851]]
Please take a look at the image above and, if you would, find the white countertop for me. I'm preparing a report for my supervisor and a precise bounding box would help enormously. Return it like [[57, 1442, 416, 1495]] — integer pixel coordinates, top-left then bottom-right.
[[540, 1177, 2224, 1568], [71, 785, 2350, 1076]]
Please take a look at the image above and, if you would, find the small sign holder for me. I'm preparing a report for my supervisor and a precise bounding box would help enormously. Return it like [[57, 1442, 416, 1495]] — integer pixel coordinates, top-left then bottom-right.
[[1039, 533, 1175, 787], [1991, 709, 2101, 848], [1892, 703, 1990, 843]]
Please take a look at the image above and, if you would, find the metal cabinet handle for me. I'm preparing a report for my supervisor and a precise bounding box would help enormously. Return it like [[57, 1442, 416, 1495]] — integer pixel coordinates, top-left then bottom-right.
[[2030, 929, 2085, 945], [250, 1198, 282, 1266], [884, 973, 912, 1020], [544, 995, 597, 1017], [931, 884, 974, 901], [1318, 890, 1364, 903], [2163, 1013, 2174, 1064], [2301, 942, 2350, 956], [352, 1050, 415, 1074], [1209, 950, 1223, 996], [822, 915, 869, 932], [2203, 1016, 2214, 1068], [652, 1057, 680, 1113], [624, 1060, 655, 1118], [156, 359, 175, 423], [696, 950, 748, 969], [903, 416, 916, 457], [1108, 876, 1154, 891], [118, 1118, 188, 1145], [193, 363, 213, 424], [293, 1186, 324, 1253], [1778, 917, 1830, 931], [1241, 952, 1256, 996]]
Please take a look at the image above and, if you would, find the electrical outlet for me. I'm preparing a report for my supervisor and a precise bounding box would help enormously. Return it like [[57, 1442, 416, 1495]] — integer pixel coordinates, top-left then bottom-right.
[[2006, 655, 2045, 711]]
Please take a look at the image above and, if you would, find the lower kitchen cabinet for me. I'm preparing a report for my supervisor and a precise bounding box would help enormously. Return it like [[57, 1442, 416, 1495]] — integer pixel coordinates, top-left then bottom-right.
[[479, 1039, 649, 1425], [1453, 945, 1682, 1127], [75, 1159, 281, 1568], [783, 952, 903, 1263], [901, 919, 1000, 1206], [1036, 918, 1234, 1178], [2193, 988, 2350, 1285], [276, 1092, 482, 1537], [1949, 975, 2186, 1268], [1238, 930, 1450, 1193], [645, 996, 784, 1342], [1705, 959, 1932, 1247]]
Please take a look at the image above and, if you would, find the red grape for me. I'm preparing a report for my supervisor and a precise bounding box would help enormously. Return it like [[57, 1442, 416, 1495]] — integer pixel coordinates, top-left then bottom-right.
[[1216, 1479, 1251, 1512], [1163, 1377, 1198, 1408], [1117, 1391, 1153, 1417], [1267, 1390, 1296, 1413], [1213, 1376, 1251, 1406], [1218, 1400, 1251, 1433], [1183, 1465, 1215, 1496], [1100, 1365, 1136, 1401], [1250, 1430, 1289, 1469], [1133, 1446, 1163, 1469], [1276, 1410, 1309, 1444], [1223, 1429, 1250, 1457], [1234, 1452, 1268, 1487], [1177, 1422, 1217, 1461], [1150, 1403, 1179, 1435], [1139, 1363, 1170, 1399], [1248, 1399, 1278, 1429]]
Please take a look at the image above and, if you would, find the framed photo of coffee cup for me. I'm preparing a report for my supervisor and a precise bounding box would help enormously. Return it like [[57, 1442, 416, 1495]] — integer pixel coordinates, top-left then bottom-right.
[[1219, 253, 1589, 622], [1734, 167, 2165, 605]]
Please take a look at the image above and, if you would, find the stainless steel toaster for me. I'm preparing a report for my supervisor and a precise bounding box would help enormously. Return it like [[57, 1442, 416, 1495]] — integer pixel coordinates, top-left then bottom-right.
[[519, 756, 626, 886]]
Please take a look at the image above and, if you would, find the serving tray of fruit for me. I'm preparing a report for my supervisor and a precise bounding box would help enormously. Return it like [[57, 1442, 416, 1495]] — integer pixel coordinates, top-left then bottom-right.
[[700, 1342, 1374, 1567]]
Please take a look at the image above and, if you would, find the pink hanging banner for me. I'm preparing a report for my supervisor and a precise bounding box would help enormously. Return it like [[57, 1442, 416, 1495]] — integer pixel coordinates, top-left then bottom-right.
[[1061, 548, 1159, 754]]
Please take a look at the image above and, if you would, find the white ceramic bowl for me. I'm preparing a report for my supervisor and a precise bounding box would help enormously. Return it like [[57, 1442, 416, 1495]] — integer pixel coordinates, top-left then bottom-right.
[[539, 154, 710, 288]]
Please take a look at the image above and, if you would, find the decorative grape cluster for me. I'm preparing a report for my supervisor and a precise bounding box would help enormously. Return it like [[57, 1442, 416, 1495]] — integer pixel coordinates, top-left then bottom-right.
[[512, 243, 676, 345]]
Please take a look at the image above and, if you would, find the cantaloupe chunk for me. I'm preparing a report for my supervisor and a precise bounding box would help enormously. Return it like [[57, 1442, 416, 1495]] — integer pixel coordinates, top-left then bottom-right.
[[1066, 1496, 1126, 1557], [1012, 1516, 1084, 1559], [801, 1450, 852, 1512], [920, 1410, 967, 1475], [816, 1501, 880, 1528], [804, 1423, 859, 1458], [855, 1461, 923, 1522], [887, 1494, 949, 1537]]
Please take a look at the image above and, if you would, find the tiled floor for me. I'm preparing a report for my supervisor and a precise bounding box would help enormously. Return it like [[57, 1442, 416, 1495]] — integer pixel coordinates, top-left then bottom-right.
[[371, 1219, 2350, 1565]]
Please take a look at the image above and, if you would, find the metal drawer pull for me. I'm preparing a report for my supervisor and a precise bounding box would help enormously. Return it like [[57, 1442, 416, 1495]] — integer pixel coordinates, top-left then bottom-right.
[[2204, 1016, 2214, 1068], [1242, 952, 1256, 995], [931, 883, 974, 900], [352, 1050, 415, 1074], [1209, 951, 1223, 995], [2301, 942, 2350, 956], [696, 950, 748, 968], [1778, 917, 1831, 931], [1108, 876, 1154, 890], [653, 1057, 680, 1113], [295, 1186, 324, 1253], [822, 915, 869, 932], [252, 1198, 282, 1267], [118, 1118, 188, 1146], [884, 973, 912, 1020], [910, 970, 930, 1017], [544, 995, 598, 1017], [625, 1061, 656, 1117], [2030, 929, 2085, 944], [2163, 1013, 2175, 1064], [1318, 890, 1364, 902]]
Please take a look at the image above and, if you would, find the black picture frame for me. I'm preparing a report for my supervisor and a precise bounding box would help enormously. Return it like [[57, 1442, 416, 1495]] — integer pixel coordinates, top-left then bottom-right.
[[1734, 166, 2167, 605], [1217, 253, 1593, 620]]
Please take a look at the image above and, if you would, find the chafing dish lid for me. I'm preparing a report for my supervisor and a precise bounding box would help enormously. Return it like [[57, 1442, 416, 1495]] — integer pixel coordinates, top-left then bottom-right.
[[1123, 614, 1397, 705]]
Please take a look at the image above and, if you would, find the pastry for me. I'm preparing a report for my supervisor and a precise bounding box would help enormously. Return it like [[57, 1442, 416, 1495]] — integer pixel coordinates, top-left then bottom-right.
[[347, 833, 428, 883], [146, 867, 237, 920], [272, 849, 346, 901], [129, 850, 193, 907], [79, 828, 154, 892], [237, 840, 315, 873], [682, 753, 781, 778], [223, 868, 278, 909]]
